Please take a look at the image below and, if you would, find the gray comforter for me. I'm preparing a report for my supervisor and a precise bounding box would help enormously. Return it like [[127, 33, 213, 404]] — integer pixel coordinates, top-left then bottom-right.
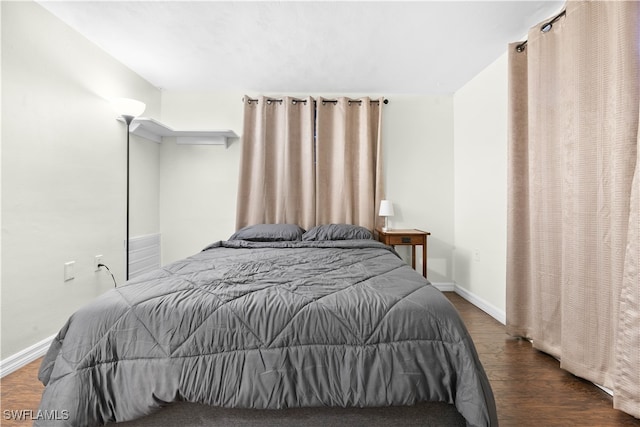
[[37, 240, 497, 426]]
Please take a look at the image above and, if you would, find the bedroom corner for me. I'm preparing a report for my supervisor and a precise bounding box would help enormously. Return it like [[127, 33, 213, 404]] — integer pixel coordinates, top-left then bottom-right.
[[453, 52, 509, 323], [158, 91, 243, 265]]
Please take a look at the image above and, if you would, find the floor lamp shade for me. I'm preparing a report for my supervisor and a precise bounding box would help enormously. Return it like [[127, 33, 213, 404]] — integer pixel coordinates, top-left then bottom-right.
[[113, 98, 146, 122], [113, 98, 146, 282]]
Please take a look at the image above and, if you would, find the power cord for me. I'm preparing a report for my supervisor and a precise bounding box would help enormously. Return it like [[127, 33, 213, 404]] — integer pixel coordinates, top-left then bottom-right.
[[97, 263, 118, 287]]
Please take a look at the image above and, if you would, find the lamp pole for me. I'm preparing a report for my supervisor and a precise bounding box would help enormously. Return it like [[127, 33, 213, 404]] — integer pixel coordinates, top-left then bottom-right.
[[113, 98, 145, 283], [122, 115, 134, 281]]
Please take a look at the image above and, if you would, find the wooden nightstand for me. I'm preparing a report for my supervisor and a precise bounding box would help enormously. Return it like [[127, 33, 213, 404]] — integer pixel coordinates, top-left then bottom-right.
[[375, 229, 430, 278]]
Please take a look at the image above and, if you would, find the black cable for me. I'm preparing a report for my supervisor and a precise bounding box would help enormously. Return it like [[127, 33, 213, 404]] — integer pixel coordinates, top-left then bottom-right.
[[98, 263, 118, 287]]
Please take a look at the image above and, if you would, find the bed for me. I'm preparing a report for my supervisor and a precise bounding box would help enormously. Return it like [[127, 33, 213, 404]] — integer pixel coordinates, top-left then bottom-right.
[[36, 224, 498, 427]]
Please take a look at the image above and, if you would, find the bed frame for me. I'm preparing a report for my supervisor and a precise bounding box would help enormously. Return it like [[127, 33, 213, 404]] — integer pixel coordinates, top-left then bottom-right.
[[117, 401, 467, 427]]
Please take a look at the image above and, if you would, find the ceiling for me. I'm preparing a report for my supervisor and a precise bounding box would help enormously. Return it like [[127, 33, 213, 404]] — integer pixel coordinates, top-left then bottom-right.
[[38, 1, 563, 95]]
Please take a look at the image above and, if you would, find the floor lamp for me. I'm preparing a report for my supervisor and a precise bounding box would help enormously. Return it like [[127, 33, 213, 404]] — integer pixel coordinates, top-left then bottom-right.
[[113, 98, 146, 281]]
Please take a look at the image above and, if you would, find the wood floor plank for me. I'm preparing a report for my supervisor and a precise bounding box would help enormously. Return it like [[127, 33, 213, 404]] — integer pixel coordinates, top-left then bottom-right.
[[0, 357, 44, 426]]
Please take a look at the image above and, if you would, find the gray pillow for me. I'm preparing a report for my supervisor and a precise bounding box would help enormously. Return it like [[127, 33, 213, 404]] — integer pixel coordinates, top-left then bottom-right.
[[229, 224, 305, 242], [302, 224, 373, 241]]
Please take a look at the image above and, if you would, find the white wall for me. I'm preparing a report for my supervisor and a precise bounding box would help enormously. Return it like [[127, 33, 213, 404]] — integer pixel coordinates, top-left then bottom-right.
[[383, 96, 454, 283], [131, 140, 160, 238], [453, 52, 508, 320], [159, 92, 243, 264], [1, 1, 161, 358], [158, 92, 456, 283]]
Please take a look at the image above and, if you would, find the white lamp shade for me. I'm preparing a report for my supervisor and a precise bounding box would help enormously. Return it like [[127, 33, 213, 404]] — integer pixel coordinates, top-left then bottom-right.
[[379, 200, 395, 217], [112, 98, 146, 118]]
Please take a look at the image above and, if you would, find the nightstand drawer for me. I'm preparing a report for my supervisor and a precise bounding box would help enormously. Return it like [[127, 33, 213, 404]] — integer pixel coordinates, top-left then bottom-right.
[[387, 235, 424, 245]]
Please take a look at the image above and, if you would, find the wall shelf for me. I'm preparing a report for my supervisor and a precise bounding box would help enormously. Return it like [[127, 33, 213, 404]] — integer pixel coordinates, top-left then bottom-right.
[[124, 117, 238, 148]]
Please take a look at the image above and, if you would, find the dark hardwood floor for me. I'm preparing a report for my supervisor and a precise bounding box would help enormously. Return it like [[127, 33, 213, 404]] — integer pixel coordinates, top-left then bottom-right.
[[445, 292, 639, 426], [1, 292, 638, 426]]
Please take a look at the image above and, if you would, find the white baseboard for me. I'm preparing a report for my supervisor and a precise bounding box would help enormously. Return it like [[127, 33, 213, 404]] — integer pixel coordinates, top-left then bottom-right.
[[595, 383, 614, 396], [453, 284, 506, 325], [0, 334, 55, 378], [431, 282, 455, 292]]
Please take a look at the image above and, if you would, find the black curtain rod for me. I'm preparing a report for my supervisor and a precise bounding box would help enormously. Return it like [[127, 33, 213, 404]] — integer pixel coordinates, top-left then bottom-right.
[[516, 9, 566, 53], [244, 97, 389, 105]]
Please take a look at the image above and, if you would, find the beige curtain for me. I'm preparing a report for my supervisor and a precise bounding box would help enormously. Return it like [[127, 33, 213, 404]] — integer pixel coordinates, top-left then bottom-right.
[[236, 96, 316, 230], [507, 1, 639, 418], [315, 97, 384, 230]]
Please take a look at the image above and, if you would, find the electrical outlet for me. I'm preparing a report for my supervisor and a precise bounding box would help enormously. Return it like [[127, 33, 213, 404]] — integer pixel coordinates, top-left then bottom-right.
[[94, 255, 103, 271], [64, 261, 75, 281]]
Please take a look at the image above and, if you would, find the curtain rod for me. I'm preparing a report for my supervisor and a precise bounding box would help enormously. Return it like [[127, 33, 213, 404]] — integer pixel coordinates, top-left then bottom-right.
[[243, 97, 389, 105], [515, 9, 566, 52]]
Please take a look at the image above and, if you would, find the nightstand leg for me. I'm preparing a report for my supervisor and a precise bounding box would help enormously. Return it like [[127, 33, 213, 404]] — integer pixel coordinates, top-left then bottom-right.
[[411, 245, 416, 270], [423, 243, 427, 278]]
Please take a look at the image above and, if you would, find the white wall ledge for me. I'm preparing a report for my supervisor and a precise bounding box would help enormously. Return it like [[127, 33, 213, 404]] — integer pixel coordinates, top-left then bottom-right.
[[122, 117, 238, 147]]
